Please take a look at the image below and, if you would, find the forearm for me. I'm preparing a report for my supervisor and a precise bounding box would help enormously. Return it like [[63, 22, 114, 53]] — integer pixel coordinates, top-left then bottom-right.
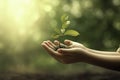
[[84, 50, 120, 71], [86, 47, 119, 55]]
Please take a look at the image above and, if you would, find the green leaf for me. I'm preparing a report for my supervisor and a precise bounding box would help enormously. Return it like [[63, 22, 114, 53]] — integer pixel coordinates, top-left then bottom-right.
[[62, 21, 70, 29], [64, 30, 80, 36], [53, 27, 61, 34], [61, 14, 69, 23], [51, 34, 60, 39], [61, 29, 65, 33]]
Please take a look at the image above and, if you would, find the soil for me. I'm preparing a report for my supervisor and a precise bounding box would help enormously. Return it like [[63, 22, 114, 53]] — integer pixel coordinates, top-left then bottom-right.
[[55, 44, 69, 51]]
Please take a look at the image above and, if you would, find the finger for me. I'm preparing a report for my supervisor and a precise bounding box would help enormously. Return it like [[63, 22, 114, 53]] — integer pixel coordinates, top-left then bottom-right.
[[59, 43, 68, 48], [42, 42, 63, 62], [54, 40, 68, 49], [47, 40, 56, 47], [54, 40, 66, 46], [64, 39, 72, 46], [54, 40, 60, 46], [57, 48, 73, 55], [41, 42, 61, 56], [47, 40, 62, 51], [44, 41, 55, 50]]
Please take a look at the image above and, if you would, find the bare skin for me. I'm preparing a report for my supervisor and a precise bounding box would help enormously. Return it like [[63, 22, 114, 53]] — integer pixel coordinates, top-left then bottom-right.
[[41, 40, 120, 71]]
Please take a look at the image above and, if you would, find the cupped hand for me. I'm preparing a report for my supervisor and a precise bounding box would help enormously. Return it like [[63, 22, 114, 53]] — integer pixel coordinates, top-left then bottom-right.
[[41, 40, 88, 64]]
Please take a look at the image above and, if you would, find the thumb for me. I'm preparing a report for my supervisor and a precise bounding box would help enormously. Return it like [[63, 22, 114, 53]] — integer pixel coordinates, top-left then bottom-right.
[[57, 48, 73, 55], [64, 39, 72, 46]]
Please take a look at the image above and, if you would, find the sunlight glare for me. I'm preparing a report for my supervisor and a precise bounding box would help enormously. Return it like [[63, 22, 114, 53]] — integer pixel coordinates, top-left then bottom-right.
[[7, 0, 39, 30], [0, 0, 41, 52], [0, 0, 60, 52]]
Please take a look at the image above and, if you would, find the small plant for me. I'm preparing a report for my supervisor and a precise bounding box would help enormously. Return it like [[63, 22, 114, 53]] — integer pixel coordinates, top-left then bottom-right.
[[51, 14, 80, 50]]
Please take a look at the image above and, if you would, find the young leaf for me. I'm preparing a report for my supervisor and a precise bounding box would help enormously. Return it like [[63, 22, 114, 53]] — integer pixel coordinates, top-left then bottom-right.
[[64, 30, 80, 36], [61, 29, 65, 33], [53, 27, 61, 34], [61, 14, 69, 23], [62, 21, 70, 29], [52, 34, 60, 39]]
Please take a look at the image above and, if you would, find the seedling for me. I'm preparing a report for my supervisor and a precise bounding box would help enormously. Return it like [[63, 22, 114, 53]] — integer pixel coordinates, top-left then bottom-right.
[[51, 14, 80, 50]]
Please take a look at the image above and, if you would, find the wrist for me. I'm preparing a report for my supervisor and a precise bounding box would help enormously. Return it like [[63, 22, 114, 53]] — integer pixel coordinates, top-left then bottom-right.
[[77, 48, 91, 62]]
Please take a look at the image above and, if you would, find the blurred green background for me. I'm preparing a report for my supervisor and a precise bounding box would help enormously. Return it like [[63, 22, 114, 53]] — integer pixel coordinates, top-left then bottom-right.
[[0, 0, 120, 75]]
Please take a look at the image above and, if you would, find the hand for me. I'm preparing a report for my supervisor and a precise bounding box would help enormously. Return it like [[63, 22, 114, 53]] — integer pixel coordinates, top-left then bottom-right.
[[54, 39, 86, 49], [41, 40, 88, 64]]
